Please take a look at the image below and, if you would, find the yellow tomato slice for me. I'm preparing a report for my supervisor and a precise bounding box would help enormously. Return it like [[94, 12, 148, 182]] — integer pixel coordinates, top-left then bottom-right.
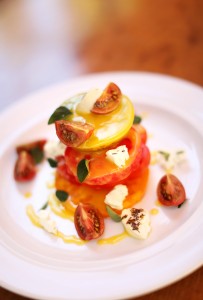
[[63, 94, 134, 151]]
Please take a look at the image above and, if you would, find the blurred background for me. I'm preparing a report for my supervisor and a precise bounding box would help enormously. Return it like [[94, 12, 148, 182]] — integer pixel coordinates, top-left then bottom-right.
[[0, 0, 203, 299], [0, 0, 202, 111]]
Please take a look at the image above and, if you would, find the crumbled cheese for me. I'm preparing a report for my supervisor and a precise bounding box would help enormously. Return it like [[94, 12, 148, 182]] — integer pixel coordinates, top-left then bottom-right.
[[44, 141, 66, 159], [38, 210, 57, 234], [121, 208, 151, 240], [72, 116, 86, 124], [104, 185, 128, 210], [106, 145, 129, 168], [154, 150, 186, 171], [76, 88, 103, 113]]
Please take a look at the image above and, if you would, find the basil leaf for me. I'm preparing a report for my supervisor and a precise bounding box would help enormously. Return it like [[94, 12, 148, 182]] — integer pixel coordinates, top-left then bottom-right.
[[30, 147, 44, 164], [106, 206, 122, 222], [47, 158, 58, 168], [158, 151, 170, 161], [133, 115, 142, 124], [48, 106, 72, 125], [55, 190, 68, 202], [77, 159, 89, 183], [39, 201, 48, 210]]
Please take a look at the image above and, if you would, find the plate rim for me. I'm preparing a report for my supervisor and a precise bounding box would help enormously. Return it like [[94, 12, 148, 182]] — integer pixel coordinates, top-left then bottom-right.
[[0, 71, 203, 300]]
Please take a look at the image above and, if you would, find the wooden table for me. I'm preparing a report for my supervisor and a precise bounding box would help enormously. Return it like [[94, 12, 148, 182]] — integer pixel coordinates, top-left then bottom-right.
[[0, 0, 202, 299]]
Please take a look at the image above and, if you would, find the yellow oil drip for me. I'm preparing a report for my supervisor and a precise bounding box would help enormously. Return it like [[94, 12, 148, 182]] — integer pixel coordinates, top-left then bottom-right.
[[26, 205, 42, 228], [46, 181, 55, 189], [150, 208, 159, 215], [155, 199, 162, 206], [57, 231, 86, 245], [48, 193, 75, 221], [97, 231, 128, 245], [24, 192, 32, 198], [150, 151, 157, 165], [26, 204, 85, 245]]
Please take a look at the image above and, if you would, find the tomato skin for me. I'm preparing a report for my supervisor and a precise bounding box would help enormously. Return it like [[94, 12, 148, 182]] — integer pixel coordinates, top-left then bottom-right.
[[14, 151, 37, 182], [91, 82, 121, 114], [74, 203, 104, 240], [55, 120, 94, 147], [133, 124, 147, 144], [65, 126, 143, 186], [157, 174, 186, 206], [16, 139, 47, 154]]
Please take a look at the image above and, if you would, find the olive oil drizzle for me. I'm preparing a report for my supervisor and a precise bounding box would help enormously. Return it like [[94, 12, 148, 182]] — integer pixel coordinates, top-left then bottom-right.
[[26, 204, 85, 245], [97, 231, 128, 245]]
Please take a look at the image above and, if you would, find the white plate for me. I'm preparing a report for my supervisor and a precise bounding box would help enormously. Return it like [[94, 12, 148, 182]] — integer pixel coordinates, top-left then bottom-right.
[[0, 72, 203, 300]]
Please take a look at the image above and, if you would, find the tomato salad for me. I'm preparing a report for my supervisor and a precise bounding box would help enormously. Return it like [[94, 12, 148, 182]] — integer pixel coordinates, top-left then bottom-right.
[[14, 82, 187, 244]]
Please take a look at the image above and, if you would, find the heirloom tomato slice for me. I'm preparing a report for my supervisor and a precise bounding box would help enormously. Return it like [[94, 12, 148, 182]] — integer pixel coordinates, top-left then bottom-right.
[[65, 126, 143, 186]]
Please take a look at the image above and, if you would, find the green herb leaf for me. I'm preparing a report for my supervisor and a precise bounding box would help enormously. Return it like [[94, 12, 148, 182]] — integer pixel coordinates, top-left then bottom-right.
[[176, 150, 184, 155], [158, 151, 170, 161], [30, 147, 44, 164], [47, 158, 58, 168], [133, 115, 142, 124], [77, 159, 89, 183], [39, 201, 48, 210], [106, 206, 122, 222], [55, 190, 69, 202], [48, 106, 72, 125]]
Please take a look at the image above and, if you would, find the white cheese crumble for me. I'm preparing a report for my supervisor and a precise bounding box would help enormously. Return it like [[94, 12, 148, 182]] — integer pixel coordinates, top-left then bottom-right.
[[72, 116, 86, 124], [121, 208, 151, 240], [153, 150, 186, 171], [106, 145, 129, 168], [44, 141, 66, 159], [38, 210, 57, 234], [76, 88, 103, 113], [104, 185, 128, 210]]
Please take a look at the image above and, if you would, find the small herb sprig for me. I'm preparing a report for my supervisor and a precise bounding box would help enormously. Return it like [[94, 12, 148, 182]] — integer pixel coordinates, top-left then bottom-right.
[[48, 106, 72, 125]]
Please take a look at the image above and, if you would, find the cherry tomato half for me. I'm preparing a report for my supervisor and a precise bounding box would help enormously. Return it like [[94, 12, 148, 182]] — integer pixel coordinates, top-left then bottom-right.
[[16, 139, 47, 154], [14, 151, 37, 182], [55, 120, 94, 147], [74, 203, 104, 240], [91, 82, 121, 114], [157, 174, 186, 206]]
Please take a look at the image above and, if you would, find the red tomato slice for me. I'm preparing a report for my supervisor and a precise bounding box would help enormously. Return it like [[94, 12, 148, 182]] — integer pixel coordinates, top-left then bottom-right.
[[74, 203, 104, 240], [133, 124, 147, 144], [65, 126, 143, 186], [14, 151, 37, 182]]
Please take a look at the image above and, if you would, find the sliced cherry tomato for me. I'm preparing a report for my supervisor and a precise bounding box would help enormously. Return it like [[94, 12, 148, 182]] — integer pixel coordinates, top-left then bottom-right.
[[65, 126, 144, 186], [157, 174, 186, 206], [14, 151, 37, 182], [55, 120, 94, 147], [16, 139, 47, 154], [74, 203, 104, 240], [91, 82, 121, 114]]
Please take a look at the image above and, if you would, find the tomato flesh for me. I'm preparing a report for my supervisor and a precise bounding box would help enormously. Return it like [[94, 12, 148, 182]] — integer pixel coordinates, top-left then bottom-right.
[[91, 82, 121, 114], [65, 126, 143, 186], [157, 174, 186, 206], [14, 151, 37, 182], [55, 120, 94, 147], [74, 203, 104, 240]]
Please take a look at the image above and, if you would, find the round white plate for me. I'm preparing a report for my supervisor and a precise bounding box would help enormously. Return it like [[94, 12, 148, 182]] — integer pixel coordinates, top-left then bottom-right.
[[0, 72, 203, 300]]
